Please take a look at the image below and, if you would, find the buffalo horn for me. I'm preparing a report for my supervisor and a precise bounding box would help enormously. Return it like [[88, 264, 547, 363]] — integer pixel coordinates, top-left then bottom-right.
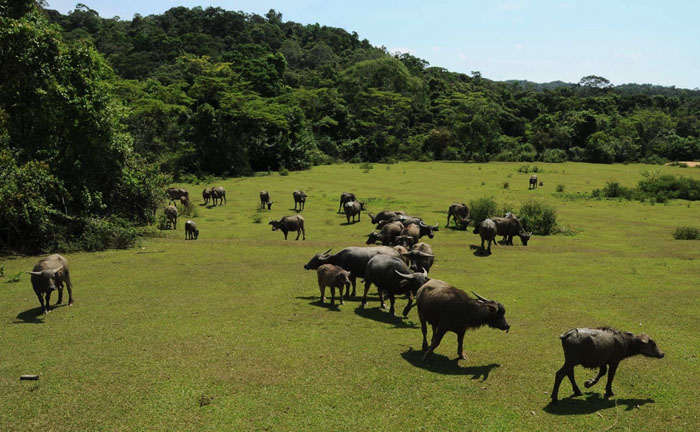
[[471, 291, 491, 302], [323, 248, 332, 255], [25, 271, 43, 275], [417, 251, 434, 257], [53, 265, 63, 273], [394, 270, 414, 279], [421, 268, 428, 278]]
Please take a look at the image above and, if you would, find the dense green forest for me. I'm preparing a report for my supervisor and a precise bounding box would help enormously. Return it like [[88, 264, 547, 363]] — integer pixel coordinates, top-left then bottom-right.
[[1, 1, 699, 252]]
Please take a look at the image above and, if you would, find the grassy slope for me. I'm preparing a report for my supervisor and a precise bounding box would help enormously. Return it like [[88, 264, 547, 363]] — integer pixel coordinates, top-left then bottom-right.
[[1, 162, 699, 431]]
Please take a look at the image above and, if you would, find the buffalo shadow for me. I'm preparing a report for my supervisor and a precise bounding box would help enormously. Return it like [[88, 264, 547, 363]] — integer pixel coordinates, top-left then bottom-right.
[[445, 225, 468, 232], [401, 348, 500, 379], [544, 393, 654, 415], [14, 304, 68, 324], [353, 305, 419, 329], [469, 244, 491, 257], [295, 295, 344, 312]]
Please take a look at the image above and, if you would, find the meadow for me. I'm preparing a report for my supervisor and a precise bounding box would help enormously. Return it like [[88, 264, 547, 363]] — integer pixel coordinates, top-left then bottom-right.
[[1, 162, 699, 431]]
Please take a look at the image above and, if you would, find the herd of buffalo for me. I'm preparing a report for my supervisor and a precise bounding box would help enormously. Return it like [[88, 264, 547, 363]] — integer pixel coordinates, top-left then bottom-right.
[[23, 183, 665, 406]]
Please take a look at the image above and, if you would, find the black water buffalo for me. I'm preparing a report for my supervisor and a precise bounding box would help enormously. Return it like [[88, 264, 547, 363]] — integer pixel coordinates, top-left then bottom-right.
[[491, 216, 531, 246], [361, 255, 429, 317], [164, 205, 178, 230], [399, 222, 438, 244], [366, 221, 404, 245], [394, 235, 416, 248], [377, 214, 424, 229], [393, 245, 411, 265], [259, 191, 273, 209], [293, 190, 307, 211], [551, 327, 665, 404], [304, 246, 400, 296], [402, 242, 434, 273], [413, 280, 509, 362], [211, 186, 226, 206], [529, 175, 538, 189], [185, 220, 199, 240], [343, 200, 365, 223], [202, 187, 212, 205], [446, 203, 471, 229], [316, 264, 351, 305], [368, 210, 406, 225], [167, 187, 189, 204], [474, 218, 497, 254], [26, 254, 74, 314], [269, 215, 305, 240], [338, 192, 356, 212]]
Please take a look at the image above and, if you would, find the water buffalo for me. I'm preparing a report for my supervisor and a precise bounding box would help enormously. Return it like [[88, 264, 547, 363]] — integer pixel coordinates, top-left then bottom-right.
[[167, 187, 189, 204], [529, 175, 538, 189], [394, 235, 416, 248], [303, 246, 400, 297], [185, 220, 199, 240], [474, 218, 497, 254], [316, 264, 351, 305], [402, 242, 434, 273], [26, 254, 73, 314], [368, 210, 406, 225], [551, 327, 665, 404], [413, 281, 510, 362], [293, 190, 307, 211], [202, 187, 212, 205], [393, 245, 411, 265], [269, 215, 305, 240], [344, 201, 365, 224], [338, 192, 356, 212], [211, 186, 226, 206], [361, 255, 429, 317], [259, 191, 273, 209], [446, 203, 471, 229], [491, 216, 531, 246], [179, 196, 190, 207], [377, 215, 423, 229], [366, 221, 404, 245], [164, 205, 178, 230]]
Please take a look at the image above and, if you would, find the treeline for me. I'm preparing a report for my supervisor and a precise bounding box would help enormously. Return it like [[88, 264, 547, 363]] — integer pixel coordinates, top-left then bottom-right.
[[45, 5, 700, 175]]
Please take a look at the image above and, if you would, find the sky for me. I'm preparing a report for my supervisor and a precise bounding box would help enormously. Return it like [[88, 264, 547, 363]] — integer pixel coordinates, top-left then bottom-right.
[[45, 1, 700, 89]]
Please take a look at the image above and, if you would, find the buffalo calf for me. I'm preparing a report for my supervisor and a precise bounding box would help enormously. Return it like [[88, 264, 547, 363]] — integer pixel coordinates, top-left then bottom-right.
[[316, 264, 351, 305]]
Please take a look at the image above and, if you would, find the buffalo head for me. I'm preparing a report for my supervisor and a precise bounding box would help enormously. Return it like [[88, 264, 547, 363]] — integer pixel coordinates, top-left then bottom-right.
[[472, 292, 510, 333], [636, 334, 665, 358], [26, 266, 63, 291], [418, 221, 440, 239], [303, 248, 332, 270], [366, 232, 380, 245]]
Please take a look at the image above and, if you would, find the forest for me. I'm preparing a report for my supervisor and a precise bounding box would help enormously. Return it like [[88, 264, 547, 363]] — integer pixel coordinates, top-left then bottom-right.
[[1, 1, 700, 252]]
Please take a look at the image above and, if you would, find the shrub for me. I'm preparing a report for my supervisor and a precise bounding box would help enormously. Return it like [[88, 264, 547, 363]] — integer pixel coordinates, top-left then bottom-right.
[[279, 166, 290, 176], [673, 226, 700, 240], [601, 181, 634, 199], [360, 162, 373, 173], [469, 197, 498, 226], [518, 164, 531, 173], [75, 217, 140, 251], [179, 200, 198, 218], [541, 148, 567, 163], [518, 199, 558, 235], [503, 181, 509, 189], [252, 214, 262, 224], [157, 214, 172, 230], [556, 184, 565, 192], [637, 174, 700, 201]]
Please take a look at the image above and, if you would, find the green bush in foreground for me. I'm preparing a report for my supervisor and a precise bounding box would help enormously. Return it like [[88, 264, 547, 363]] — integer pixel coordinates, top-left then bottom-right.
[[673, 226, 700, 240], [469, 196, 498, 226], [518, 199, 558, 235]]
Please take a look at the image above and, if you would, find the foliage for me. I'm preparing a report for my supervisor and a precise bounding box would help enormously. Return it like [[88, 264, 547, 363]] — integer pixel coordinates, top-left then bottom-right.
[[518, 198, 558, 235], [556, 184, 565, 192], [673, 226, 700, 240], [468, 196, 498, 225]]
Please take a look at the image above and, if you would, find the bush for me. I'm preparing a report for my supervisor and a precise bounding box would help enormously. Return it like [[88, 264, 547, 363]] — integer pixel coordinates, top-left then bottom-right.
[[157, 213, 172, 230], [673, 226, 700, 240], [541, 148, 567, 163], [73, 217, 140, 251], [179, 200, 198, 218], [361, 162, 373, 172], [518, 199, 558, 235], [503, 181, 509, 189], [601, 181, 634, 199], [556, 184, 565, 192], [252, 214, 262, 224], [469, 196, 498, 226], [637, 174, 700, 201], [279, 166, 290, 176]]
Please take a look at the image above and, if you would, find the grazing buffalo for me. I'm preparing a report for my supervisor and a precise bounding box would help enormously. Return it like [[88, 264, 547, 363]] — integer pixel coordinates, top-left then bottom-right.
[[164, 205, 178, 230], [446, 203, 471, 229], [338, 192, 356, 212], [368, 210, 406, 225], [551, 327, 665, 404], [474, 219, 497, 254], [185, 220, 199, 240], [293, 190, 307, 211], [377, 215, 423, 229], [211, 186, 226, 206], [26, 254, 74, 314], [202, 187, 212, 205], [259, 191, 273, 209], [303, 246, 400, 297], [316, 264, 351, 305], [413, 281, 509, 362], [398, 222, 439, 244], [179, 196, 190, 207], [366, 221, 404, 245], [344, 201, 365, 224], [362, 255, 429, 317], [394, 235, 416, 248], [529, 175, 538, 189], [491, 216, 531, 246], [269, 215, 305, 240], [402, 242, 434, 273], [167, 187, 189, 204]]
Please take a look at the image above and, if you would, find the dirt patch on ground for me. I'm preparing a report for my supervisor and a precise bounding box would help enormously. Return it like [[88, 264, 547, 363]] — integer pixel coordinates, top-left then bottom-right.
[[665, 161, 700, 167]]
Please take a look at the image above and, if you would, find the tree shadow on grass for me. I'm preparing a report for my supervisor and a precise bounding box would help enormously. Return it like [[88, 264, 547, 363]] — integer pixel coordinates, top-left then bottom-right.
[[353, 306, 418, 329], [401, 349, 500, 379], [14, 305, 70, 324], [544, 393, 654, 415]]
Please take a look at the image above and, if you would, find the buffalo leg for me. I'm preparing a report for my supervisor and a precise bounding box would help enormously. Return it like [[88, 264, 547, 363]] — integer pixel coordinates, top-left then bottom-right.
[[330, 286, 335, 305], [604, 363, 618, 399], [388, 294, 396, 316], [456, 330, 467, 360], [402, 297, 414, 317], [551, 364, 569, 403], [567, 368, 582, 397], [34, 289, 47, 314], [283, 230, 288, 240], [349, 276, 356, 298], [295, 229, 301, 240], [301, 226, 305, 240], [66, 277, 74, 305], [585, 365, 607, 388], [419, 312, 429, 351], [319, 285, 326, 303], [361, 280, 372, 307], [44, 290, 53, 313], [422, 326, 447, 362], [379, 289, 388, 309]]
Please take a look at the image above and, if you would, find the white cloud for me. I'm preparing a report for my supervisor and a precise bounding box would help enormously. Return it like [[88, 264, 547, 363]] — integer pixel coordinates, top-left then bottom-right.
[[459, 53, 468, 60], [497, 1, 526, 12], [515, 43, 523, 50]]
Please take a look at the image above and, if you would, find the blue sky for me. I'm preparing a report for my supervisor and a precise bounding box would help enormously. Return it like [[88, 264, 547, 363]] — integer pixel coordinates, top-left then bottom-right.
[[46, 1, 700, 89]]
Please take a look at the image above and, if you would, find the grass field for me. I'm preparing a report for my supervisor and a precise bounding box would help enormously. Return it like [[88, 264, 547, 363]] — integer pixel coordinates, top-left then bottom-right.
[[1, 162, 699, 431]]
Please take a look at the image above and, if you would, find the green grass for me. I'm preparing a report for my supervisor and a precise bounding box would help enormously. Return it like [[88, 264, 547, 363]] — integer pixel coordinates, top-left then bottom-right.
[[1, 162, 699, 431]]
